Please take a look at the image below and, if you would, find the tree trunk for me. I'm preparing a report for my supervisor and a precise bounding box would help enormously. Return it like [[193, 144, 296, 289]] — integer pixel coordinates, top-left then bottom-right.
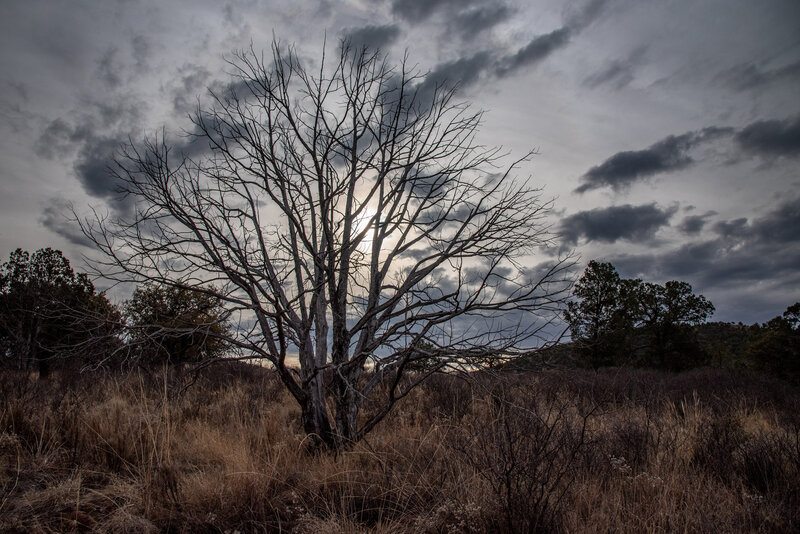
[[333, 368, 361, 448], [301, 385, 335, 449]]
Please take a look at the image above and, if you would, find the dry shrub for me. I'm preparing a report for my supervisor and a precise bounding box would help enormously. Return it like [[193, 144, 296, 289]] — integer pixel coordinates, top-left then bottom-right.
[[1, 365, 799, 532], [451, 377, 593, 533]]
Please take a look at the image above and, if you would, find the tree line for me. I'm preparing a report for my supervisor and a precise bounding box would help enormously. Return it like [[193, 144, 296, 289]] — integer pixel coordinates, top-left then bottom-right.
[[565, 260, 799, 379], [4, 249, 795, 382], [0, 248, 230, 377]]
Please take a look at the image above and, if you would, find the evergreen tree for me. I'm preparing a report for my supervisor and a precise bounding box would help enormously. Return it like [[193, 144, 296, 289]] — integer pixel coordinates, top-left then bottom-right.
[[0, 248, 120, 376], [565, 261, 636, 368], [566, 261, 714, 370]]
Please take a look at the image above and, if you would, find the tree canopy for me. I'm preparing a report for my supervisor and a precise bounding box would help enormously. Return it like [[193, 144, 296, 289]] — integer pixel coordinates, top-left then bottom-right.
[[125, 283, 230, 367], [565, 261, 714, 369], [0, 248, 120, 376]]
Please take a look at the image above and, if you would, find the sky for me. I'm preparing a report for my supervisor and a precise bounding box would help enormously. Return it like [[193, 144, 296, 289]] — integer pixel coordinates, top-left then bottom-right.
[[0, 0, 798, 324]]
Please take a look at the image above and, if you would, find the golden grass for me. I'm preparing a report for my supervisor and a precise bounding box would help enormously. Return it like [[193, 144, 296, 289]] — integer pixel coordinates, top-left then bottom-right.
[[0, 365, 797, 532]]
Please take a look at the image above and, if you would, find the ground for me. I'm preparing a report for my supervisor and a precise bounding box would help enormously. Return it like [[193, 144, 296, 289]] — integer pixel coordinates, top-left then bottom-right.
[[1, 363, 798, 532]]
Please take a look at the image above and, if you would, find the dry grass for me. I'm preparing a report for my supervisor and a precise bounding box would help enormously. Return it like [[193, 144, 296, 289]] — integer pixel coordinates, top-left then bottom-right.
[[0, 364, 797, 533]]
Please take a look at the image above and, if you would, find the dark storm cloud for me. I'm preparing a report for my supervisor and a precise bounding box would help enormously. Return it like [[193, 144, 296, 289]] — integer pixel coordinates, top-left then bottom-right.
[[34, 119, 139, 215], [403, 0, 609, 91], [612, 239, 795, 289], [712, 217, 749, 238], [170, 100, 256, 158], [583, 60, 630, 89], [342, 24, 401, 51], [575, 127, 734, 193], [40, 199, 93, 248], [463, 264, 515, 291], [716, 60, 800, 91], [494, 0, 608, 77], [496, 27, 571, 77], [560, 203, 676, 246], [73, 137, 129, 205], [750, 197, 800, 244], [35, 89, 144, 161], [678, 212, 715, 235], [391, 0, 512, 39], [576, 134, 694, 193], [735, 116, 800, 158], [577, 117, 798, 194], [416, 51, 493, 99], [625, 247, 800, 323], [710, 199, 799, 243], [610, 198, 800, 321], [450, 4, 512, 37]]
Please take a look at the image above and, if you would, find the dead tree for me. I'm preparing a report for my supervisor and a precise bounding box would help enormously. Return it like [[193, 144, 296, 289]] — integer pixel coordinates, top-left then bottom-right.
[[82, 40, 572, 450]]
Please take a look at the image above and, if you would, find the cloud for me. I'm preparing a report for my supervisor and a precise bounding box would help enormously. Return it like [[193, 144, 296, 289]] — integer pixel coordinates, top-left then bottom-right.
[[612, 237, 800, 322], [36, 118, 92, 159], [716, 60, 800, 91], [31, 73, 153, 215], [397, 0, 609, 88], [749, 197, 800, 244], [96, 47, 123, 89], [450, 4, 512, 38], [391, 0, 512, 40], [710, 198, 798, 245], [397, 0, 607, 80], [712, 217, 749, 238], [131, 34, 150, 70], [583, 47, 647, 89], [577, 117, 798, 194], [560, 203, 676, 246], [171, 63, 212, 115], [39, 198, 93, 248], [735, 115, 800, 158], [416, 51, 493, 99], [33, 112, 141, 215], [575, 127, 734, 193], [390, 0, 461, 22], [609, 197, 800, 321], [496, 27, 571, 77], [495, 0, 608, 77], [563, 0, 609, 31], [73, 136, 132, 212], [678, 212, 715, 235], [342, 24, 401, 51], [7, 80, 28, 102]]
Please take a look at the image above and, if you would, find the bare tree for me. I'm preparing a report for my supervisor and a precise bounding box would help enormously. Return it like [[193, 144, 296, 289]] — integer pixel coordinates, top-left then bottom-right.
[[82, 40, 572, 450]]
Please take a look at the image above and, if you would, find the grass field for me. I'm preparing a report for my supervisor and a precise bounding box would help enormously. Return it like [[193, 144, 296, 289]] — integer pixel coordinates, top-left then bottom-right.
[[1, 364, 798, 532]]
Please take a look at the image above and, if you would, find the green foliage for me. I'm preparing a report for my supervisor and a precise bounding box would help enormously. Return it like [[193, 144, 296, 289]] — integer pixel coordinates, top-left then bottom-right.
[[565, 261, 714, 370], [124, 283, 230, 367], [0, 248, 121, 376]]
